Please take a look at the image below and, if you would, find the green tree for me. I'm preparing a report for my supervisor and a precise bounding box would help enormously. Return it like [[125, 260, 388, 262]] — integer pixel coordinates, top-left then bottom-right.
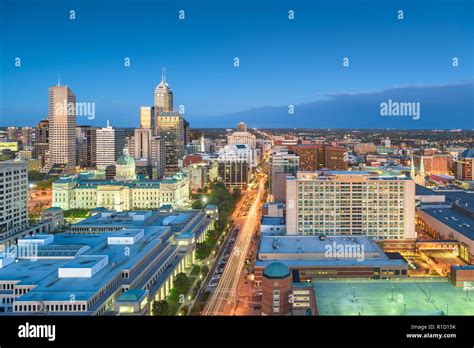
[[173, 273, 190, 295], [201, 265, 209, 277], [152, 300, 171, 316]]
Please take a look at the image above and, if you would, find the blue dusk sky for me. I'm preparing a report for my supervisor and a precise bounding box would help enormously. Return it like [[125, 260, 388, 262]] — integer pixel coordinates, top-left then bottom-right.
[[0, 0, 473, 128]]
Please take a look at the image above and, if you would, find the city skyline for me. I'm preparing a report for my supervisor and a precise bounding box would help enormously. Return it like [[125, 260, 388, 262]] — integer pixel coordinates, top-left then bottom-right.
[[1, 0, 473, 128]]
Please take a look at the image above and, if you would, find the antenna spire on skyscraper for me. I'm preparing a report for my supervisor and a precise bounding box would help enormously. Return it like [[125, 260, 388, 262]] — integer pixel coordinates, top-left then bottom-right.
[[162, 66, 166, 84], [57, 73, 61, 86]]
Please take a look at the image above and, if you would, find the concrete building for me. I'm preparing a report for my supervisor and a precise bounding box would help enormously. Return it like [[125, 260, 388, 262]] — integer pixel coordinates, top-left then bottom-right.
[[227, 131, 256, 150], [353, 143, 376, 155], [289, 144, 348, 171], [76, 125, 97, 168], [47, 85, 76, 173], [20, 127, 34, 148], [456, 148, 474, 181], [255, 235, 408, 285], [286, 171, 416, 240], [183, 161, 217, 191], [0, 160, 28, 245], [269, 150, 299, 203], [140, 106, 154, 129], [52, 172, 190, 212], [216, 144, 253, 188], [155, 112, 189, 175], [96, 121, 116, 169], [261, 262, 292, 316], [413, 149, 450, 175], [33, 118, 49, 168], [415, 187, 474, 264], [0, 207, 215, 315]]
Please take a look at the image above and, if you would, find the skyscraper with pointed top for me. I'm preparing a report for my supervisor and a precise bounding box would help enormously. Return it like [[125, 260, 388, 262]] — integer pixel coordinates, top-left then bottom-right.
[[154, 67, 173, 116]]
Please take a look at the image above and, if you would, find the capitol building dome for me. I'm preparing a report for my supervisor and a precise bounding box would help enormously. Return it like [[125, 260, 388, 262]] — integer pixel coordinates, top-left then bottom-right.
[[115, 148, 136, 181]]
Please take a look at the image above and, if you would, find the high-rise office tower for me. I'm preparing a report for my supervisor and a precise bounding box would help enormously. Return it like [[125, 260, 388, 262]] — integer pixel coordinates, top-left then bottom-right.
[[33, 119, 49, 168], [96, 121, 116, 169], [114, 128, 126, 160], [154, 67, 173, 131], [155, 112, 188, 175], [151, 136, 166, 179], [286, 171, 415, 239], [76, 125, 97, 168], [133, 128, 153, 160], [48, 85, 77, 173], [21, 127, 34, 148], [140, 106, 154, 129], [7, 127, 18, 141]]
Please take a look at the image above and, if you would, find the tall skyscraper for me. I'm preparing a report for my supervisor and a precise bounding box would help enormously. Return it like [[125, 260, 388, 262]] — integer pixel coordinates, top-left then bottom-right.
[[151, 136, 166, 179], [96, 121, 116, 169], [76, 125, 97, 168], [156, 112, 188, 175], [154, 67, 173, 132], [140, 106, 154, 129], [33, 119, 49, 167], [133, 128, 153, 160], [48, 85, 77, 173], [20, 127, 34, 148]]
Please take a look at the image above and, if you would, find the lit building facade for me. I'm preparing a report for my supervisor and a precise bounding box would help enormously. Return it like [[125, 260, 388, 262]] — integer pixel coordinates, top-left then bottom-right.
[[96, 121, 116, 169], [286, 171, 415, 239], [0, 160, 28, 244], [48, 85, 76, 173], [52, 172, 189, 212]]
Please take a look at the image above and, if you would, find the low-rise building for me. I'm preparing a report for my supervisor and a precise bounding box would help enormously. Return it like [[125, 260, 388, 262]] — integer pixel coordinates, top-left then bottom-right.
[[52, 173, 189, 212]]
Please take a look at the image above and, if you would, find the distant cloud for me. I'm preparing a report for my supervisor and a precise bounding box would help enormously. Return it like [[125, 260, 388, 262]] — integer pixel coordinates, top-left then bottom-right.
[[192, 81, 474, 129]]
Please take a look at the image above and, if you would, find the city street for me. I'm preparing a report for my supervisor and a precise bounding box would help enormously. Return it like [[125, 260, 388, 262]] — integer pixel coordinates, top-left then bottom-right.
[[202, 175, 266, 316]]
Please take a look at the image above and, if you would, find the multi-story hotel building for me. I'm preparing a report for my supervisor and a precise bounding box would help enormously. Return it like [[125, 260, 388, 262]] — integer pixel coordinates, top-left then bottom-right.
[[0, 160, 28, 243], [286, 171, 415, 239], [47, 85, 76, 173]]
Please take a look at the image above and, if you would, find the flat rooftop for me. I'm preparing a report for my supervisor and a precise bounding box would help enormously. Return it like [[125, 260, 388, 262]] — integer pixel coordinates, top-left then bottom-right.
[[261, 217, 285, 226], [314, 279, 474, 316], [259, 235, 381, 255], [419, 207, 474, 240], [1, 228, 171, 302]]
